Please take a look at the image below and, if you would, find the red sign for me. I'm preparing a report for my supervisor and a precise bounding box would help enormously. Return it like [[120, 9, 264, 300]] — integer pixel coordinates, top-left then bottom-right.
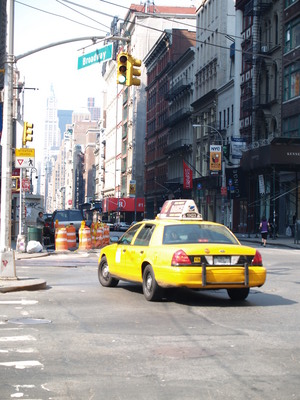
[[221, 186, 227, 196], [22, 178, 31, 192], [103, 197, 145, 212], [183, 161, 193, 189], [12, 168, 20, 177]]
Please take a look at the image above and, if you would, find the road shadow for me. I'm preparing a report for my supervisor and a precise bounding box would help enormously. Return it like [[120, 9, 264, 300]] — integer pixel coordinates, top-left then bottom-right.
[[116, 282, 297, 307]]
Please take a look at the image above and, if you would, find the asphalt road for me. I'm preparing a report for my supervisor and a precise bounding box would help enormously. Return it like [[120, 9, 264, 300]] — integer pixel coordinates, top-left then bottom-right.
[[0, 247, 299, 400]]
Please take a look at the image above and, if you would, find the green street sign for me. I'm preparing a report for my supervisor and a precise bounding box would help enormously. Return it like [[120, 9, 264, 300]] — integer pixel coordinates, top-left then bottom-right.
[[77, 43, 113, 70]]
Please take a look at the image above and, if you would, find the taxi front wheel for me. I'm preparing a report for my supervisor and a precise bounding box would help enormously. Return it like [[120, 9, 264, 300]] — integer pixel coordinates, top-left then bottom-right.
[[142, 264, 162, 301], [98, 256, 119, 287], [227, 287, 249, 301]]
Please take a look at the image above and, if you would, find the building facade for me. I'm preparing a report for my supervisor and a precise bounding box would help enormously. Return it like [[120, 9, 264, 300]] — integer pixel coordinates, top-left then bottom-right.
[[236, 0, 300, 235], [99, 4, 196, 222], [144, 29, 196, 218]]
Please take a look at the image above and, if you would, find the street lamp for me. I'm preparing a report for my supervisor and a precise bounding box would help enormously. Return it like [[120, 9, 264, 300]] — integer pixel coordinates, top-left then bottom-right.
[[193, 124, 227, 225]]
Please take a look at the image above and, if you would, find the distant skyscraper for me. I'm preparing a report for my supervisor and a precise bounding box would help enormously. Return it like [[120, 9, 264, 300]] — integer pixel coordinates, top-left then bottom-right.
[[41, 85, 61, 210], [44, 84, 61, 160], [87, 97, 101, 121]]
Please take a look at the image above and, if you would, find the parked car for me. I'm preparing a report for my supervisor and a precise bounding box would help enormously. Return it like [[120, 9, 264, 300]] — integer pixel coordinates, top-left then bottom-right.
[[49, 209, 85, 242], [102, 220, 114, 231], [98, 199, 266, 302], [113, 221, 130, 232]]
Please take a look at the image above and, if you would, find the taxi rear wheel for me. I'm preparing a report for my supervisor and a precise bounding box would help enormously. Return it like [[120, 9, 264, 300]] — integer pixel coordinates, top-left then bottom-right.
[[142, 265, 162, 301], [98, 256, 119, 287], [227, 287, 250, 301]]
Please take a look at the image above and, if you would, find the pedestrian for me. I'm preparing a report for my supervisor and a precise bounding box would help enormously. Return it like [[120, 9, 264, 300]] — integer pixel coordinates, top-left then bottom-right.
[[259, 216, 270, 247], [36, 211, 44, 229]]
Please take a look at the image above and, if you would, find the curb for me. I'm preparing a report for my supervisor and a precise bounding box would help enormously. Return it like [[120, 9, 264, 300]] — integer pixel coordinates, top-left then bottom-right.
[[0, 278, 47, 293]]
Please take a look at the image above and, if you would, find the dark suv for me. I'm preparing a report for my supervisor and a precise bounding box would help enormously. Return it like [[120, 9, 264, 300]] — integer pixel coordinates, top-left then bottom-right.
[[50, 209, 85, 242]]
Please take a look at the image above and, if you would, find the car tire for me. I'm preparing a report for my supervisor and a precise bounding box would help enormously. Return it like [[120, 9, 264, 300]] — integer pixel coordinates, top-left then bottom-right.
[[142, 264, 162, 301], [227, 287, 250, 301], [98, 256, 119, 287]]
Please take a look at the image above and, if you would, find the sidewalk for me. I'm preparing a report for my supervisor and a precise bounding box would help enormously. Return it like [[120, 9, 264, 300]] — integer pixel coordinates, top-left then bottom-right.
[[236, 233, 300, 249]]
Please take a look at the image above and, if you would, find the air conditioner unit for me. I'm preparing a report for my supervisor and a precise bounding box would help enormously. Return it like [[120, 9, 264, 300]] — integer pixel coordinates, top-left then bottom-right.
[[261, 45, 269, 53], [246, 28, 251, 38], [246, 71, 250, 81], [245, 117, 249, 127], [241, 74, 245, 83]]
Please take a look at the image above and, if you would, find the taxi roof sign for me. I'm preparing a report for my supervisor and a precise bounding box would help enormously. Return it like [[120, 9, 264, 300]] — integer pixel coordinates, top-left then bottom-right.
[[157, 199, 202, 220]]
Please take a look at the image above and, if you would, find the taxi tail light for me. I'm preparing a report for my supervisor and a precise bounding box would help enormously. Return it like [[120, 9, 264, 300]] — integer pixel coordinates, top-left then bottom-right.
[[252, 250, 262, 266], [171, 250, 191, 266]]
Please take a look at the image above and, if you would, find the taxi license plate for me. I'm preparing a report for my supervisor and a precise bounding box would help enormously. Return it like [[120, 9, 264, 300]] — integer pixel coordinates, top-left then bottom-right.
[[214, 256, 231, 265]]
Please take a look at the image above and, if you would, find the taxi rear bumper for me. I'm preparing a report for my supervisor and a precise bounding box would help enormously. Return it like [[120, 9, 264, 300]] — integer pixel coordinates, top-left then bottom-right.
[[156, 264, 267, 289]]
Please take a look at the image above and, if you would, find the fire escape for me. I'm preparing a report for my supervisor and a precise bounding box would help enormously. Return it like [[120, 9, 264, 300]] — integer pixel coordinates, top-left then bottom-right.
[[240, 0, 273, 148]]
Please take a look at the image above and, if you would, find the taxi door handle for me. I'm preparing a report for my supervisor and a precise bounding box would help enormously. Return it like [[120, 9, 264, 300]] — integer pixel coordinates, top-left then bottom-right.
[[122, 249, 126, 253], [140, 250, 144, 254]]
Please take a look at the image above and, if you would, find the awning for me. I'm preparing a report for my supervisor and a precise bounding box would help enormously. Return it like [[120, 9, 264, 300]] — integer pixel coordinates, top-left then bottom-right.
[[103, 197, 145, 212]]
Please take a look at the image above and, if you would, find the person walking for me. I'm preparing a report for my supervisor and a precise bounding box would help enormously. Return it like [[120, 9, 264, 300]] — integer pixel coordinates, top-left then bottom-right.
[[36, 211, 45, 245], [259, 216, 270, 247]]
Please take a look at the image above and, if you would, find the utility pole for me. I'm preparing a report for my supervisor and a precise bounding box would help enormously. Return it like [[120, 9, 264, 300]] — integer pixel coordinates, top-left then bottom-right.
[[0, 0, 16, 278]]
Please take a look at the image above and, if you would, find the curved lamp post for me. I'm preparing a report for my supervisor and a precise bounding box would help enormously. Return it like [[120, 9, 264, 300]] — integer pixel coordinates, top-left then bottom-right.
[[192, 124, 227, 226]]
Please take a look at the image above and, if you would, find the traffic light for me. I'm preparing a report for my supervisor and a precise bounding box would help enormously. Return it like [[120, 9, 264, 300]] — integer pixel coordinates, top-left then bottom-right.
[[22, 121, 34, 146], [127, 54, 141, 86], [223, 144, 230, 159], [11, 177, 20, 192], [117, 52, 128, 85]]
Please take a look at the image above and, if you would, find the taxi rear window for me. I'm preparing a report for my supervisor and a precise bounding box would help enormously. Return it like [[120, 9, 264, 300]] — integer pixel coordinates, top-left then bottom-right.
[[163, 224, 238, 245]]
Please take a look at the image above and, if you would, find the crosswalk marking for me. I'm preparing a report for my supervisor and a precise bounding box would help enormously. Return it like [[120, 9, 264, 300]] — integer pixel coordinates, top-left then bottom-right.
[[0, 335, 36, 342], [0, 360, 43, 369]]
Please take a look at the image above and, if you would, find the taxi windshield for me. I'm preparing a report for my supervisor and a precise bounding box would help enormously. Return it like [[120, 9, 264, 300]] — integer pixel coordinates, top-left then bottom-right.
[[163, 224, 238, 245]]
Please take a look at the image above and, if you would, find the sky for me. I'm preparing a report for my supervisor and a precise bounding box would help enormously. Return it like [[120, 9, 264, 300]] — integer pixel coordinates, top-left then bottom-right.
[[13, 0, 196, 163]]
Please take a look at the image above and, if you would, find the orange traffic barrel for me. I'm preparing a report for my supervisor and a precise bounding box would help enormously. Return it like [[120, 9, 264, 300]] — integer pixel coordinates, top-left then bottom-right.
[[55, 227, 68, 251], [91, 222, 97, 249], [66, 225, 76, 249], [78, 226, 92, 251], [95, 225, 104, 248], [103, 224, 110, 245]]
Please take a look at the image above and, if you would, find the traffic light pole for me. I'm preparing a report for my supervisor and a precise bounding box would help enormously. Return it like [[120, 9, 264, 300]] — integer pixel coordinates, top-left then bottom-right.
[[0, 0, 16, 278]]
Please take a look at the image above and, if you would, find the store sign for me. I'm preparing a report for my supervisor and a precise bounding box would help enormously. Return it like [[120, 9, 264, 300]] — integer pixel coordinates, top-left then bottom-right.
[[103, 197, 145, 212], [210, 145, 222, 171]]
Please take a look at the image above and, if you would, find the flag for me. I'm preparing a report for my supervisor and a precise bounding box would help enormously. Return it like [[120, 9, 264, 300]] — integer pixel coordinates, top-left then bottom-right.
[[183, 161, 193, 189]]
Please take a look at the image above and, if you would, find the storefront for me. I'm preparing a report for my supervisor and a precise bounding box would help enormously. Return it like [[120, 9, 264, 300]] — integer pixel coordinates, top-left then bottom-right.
[[241, 140, 300, 235], [102, 197, 145, 223]]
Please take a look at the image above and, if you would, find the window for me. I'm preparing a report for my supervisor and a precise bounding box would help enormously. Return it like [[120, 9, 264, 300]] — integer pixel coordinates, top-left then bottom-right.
[[285, 0, 297, 8], [284, 63, 300, 101], [227, 108, 230, 127], [134, 224, 155, 246], [283, 115, 300, 137], [162, 224, 238, 245], [119, 223, 142, 245], [284, 17, 300, 53]]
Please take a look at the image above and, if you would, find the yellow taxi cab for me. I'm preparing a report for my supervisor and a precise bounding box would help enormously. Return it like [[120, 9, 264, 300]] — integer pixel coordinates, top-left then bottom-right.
[[98, 199, 266, 301]]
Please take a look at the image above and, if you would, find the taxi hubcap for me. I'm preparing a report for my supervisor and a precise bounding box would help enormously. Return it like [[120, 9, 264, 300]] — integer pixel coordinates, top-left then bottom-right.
[[146, 273, 152, 291], [103, 265, 109, 279]]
